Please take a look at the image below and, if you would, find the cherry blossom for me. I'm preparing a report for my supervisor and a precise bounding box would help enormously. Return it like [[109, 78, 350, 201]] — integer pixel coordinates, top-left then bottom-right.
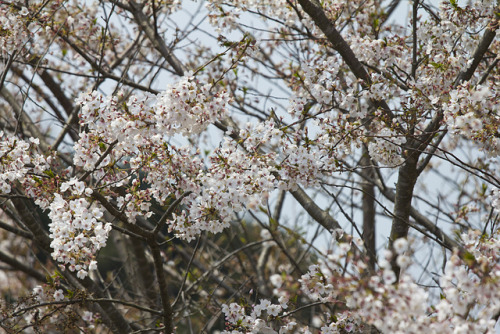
[[0, 0, 498, 332]]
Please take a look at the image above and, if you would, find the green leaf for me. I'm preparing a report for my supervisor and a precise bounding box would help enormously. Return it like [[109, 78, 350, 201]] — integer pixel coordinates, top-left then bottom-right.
[[430, 62, 443, 69], [481, 183, 487, 195], [33, 176, 42, 185], [98, 142, 107, 152], [463, 251, 476, 266], [43, 169, 55, 178]]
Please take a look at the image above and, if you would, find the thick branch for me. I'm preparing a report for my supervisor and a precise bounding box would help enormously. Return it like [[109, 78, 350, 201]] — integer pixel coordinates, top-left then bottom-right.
[[149, 240, 174, 333], [9, 197, 52, 251], [130, 238, 158, 306], [360, 147, 377, 270], [379, 185, 461, 252], [454, 25, 498, 85], [297, 0, 370, 84], [296, 0, 395, 121], [388, 155, 419, 278], [388, 19, 497, 278], [0, 249, 46, 282], [128, 1, 186, 76], [38, 68, 75, 117], [0, 219, 33, 239], [290, 186, 341, 232]]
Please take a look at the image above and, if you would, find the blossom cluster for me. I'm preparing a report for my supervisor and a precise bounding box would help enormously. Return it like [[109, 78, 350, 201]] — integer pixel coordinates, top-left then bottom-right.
[[138, 0, 182, 16], [29, 283, 96, 331], [0, 132, 35, 194], [73, 76, 232, 240], [0, 132, 49, 194], [74, 84, 342, 243], [0, 92, 118, 275], [221, 298, 295, 334], [221, 232, 499, 333], [0, 6, 30, 59], [286, 51, 409, 168], [295, 233, 500, 333], [367, 127, 406, 166], [444, 83, 500, 156], [1, 0, 499, 333], [48, 191, 109, 279], [76, 75, 231, 149], [205, 0, 297, 33], [490, 188, 500, 214], [154, 75, 231, 137]]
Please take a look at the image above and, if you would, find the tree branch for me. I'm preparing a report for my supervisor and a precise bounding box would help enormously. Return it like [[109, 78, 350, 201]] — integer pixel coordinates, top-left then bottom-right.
[[128, 1, 186, 77], [149, 240, 174, 333], [296, 0, 395, 121], [0, 249, 46, 282], [290, 186, 341, 232]]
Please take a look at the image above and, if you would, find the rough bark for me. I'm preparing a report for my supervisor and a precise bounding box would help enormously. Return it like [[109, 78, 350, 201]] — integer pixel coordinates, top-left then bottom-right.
[[388, 154, 419, 278], [360, 146, 377, 270]]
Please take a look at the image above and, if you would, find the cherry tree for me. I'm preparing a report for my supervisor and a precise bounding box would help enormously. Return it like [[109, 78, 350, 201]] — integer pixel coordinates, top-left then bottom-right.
[[0, 0, 499, 333]]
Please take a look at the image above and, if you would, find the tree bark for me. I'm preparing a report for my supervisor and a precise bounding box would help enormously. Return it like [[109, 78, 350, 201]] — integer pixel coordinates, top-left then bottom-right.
[[388, 154, 418, 278], [360, 146, 377, 270]]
